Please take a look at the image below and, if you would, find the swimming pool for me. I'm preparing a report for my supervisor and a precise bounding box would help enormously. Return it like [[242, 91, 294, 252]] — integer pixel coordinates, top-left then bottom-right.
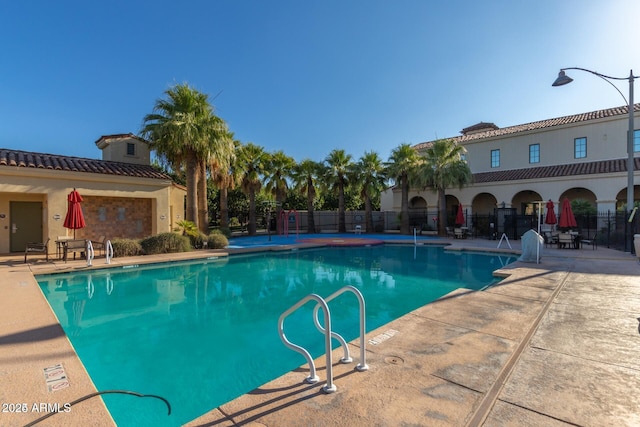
[[37, 245, 515, 426], [227, 232, 437, 248]]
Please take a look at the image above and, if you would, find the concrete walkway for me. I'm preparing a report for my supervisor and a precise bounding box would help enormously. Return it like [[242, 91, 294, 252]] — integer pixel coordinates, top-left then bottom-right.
[[1, 238, 639, 426]]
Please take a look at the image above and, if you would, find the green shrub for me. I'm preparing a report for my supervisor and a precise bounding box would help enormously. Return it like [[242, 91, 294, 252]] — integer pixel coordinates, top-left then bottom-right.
[[111, 238, 142, 257], [229, 217, 241, 227], [216, 227, 232, 238], [189, 231, 208, 249], [140, 233, 191, 255], [207, 232, 229, 249]]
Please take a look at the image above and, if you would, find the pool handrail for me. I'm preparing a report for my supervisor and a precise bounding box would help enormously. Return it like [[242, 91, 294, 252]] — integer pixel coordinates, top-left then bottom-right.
[[105, 239, 114, 264], [278, 293, 336, 393], [86, 240, 95, 266], [313, 285, 369, 372]]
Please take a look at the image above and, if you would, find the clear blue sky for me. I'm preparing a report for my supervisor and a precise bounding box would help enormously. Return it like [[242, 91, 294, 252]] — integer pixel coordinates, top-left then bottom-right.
[[1, 0, 638, 163]]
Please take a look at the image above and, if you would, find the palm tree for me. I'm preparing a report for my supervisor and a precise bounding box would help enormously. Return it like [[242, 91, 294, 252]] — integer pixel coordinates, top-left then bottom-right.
[[414, 139, 472, 235], [291, 159, 322, 233], [263, 151, 296, 226], [198, 116, 234, 233], [356, 151, 387, 233], [237, 142, 267, 235], [210, 137, 240, 229], [324, 149, 353, 233], [141, 83, 214, 229], [386, 143, 421, 234]]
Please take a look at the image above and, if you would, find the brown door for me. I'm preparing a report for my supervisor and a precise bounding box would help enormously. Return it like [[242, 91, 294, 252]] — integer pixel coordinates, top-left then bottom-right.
[[10, 201, 43, 252]]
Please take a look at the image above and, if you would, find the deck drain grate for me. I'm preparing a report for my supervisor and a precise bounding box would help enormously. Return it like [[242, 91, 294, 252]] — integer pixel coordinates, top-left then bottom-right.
[[384, 356, 404, 365]]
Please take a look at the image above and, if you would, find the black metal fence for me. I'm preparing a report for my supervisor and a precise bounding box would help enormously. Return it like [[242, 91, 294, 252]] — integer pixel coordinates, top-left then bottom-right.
[[245, 208, 638, 254], [466, 209, 638, 253]]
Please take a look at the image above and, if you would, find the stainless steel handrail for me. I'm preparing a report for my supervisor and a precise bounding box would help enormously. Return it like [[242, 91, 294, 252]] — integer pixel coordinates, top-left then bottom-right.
[[278, 294, 336, 393], [313, 285, 369, 372]]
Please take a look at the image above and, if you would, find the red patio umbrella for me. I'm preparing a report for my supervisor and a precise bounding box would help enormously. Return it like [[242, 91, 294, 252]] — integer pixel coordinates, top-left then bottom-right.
[[63, 189, 86, 238], [558, 198, 577, 229], [544, 199, 557, 225], [455, 204, 465, 226]]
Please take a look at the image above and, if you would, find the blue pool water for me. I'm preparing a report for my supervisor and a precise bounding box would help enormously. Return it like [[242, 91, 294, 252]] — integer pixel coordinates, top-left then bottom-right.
[[227, 232, 437, 248], [37, 245, 515, 426]]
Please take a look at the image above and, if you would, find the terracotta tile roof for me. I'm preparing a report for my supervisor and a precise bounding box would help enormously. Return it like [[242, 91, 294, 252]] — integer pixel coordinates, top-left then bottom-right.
[[413, 103, 640, 150], [0, 148, 171, 180], [94, 133, 150, 146], [473, 157, 640, 183]]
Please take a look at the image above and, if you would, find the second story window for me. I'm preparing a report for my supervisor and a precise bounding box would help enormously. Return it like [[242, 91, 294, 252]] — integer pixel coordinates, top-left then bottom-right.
[[634, 129, 639, 153], [491, 149, 500, 168], [574, 137, 587, 159], [529, 144, 540, 163], [127, 143, 136, 156]]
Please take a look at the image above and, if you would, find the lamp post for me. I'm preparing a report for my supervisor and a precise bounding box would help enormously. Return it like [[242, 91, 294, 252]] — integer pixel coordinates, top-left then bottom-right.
[[552, 67, 637, 251]]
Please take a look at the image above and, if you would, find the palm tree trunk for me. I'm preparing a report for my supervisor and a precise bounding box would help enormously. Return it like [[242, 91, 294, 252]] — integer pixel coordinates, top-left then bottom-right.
[[365, 195, 373, 233], [438, 188, 447, 236], [197, 159, 208, 234], [219, 187, 229, 228], [400, 174, 410, 234], [307, 185, 316, 234], [338, 182, 346, 233], [248, 190, 257, 235], [186, 151, 199, 226]]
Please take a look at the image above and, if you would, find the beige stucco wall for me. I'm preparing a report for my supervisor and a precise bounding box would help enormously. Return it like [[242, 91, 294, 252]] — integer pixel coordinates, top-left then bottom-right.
[[0, 167, 185, 254], [383, 110, 639, 217], [97, 136, 151, 165], [460, 113, 637, 173]]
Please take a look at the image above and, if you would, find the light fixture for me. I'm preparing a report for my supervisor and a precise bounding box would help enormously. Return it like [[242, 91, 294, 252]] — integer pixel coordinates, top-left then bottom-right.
[[552, 67, 637, 251], [552, 70, 573, 87]]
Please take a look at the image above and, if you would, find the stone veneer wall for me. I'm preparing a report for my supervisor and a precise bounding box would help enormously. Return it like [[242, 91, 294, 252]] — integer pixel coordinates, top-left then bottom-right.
[[73, 196, 152, 240]]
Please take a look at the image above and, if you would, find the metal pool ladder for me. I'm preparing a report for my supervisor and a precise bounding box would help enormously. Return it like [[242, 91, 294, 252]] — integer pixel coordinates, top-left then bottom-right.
[[278, 285, 368, 394]]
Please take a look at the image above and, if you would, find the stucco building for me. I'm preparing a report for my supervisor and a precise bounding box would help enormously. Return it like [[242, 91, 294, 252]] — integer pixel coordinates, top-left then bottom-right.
[[381, 104, 640, 235], [0, 134, 186, 255]]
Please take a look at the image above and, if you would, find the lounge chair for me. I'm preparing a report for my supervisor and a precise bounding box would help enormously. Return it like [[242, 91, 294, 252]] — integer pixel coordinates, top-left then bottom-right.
[[25, 238, 50, 263], [581, 233, 597, 250]]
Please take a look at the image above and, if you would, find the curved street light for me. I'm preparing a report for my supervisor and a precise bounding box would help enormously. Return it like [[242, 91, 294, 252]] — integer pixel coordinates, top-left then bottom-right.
[[552, 67, 637, 251]]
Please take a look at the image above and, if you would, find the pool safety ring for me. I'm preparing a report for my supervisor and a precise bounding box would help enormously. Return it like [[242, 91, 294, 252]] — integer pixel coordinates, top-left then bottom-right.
[[297, 237, 384, 247]]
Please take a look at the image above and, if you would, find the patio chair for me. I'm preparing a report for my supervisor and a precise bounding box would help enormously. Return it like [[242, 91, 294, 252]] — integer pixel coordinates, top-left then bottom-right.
[[91, 236, 106, 256], [557, 232, 573, 249], [543, 231, 558, 248], [581, 233, 597, 250], [24, 238, 50, 263], [445, 227, 455, 238], [63, 239, 87, 262]]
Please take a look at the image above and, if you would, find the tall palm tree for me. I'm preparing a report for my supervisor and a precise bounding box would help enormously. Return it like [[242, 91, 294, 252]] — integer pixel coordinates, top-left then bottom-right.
[[414, 139, 472, 235], [357, 151, 387, 233], [198, 116, 234, 233], [263, 150, 296, 220], [141, 83, 213, 229], [386, 143, 421, 234], [291, 159, 322, 233], [324, 149, 353, 233], [211, 138, 241, 229], [237, 142, 267, 235]]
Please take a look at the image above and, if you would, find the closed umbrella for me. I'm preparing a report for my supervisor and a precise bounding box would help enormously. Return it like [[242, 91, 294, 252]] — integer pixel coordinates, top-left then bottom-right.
[[455, 204, 465, 226], [545, 200, 557, 225], [558, 198, 577, 230], [63, 189, 86, 238]]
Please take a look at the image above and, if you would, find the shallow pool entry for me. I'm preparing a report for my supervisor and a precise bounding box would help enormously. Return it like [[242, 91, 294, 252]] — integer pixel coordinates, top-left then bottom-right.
[[37, 245, 515, 426]]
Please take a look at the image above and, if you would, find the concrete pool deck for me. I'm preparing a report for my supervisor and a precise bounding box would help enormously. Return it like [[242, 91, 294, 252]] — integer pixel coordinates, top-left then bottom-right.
[[1, 237, 639, 426]]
